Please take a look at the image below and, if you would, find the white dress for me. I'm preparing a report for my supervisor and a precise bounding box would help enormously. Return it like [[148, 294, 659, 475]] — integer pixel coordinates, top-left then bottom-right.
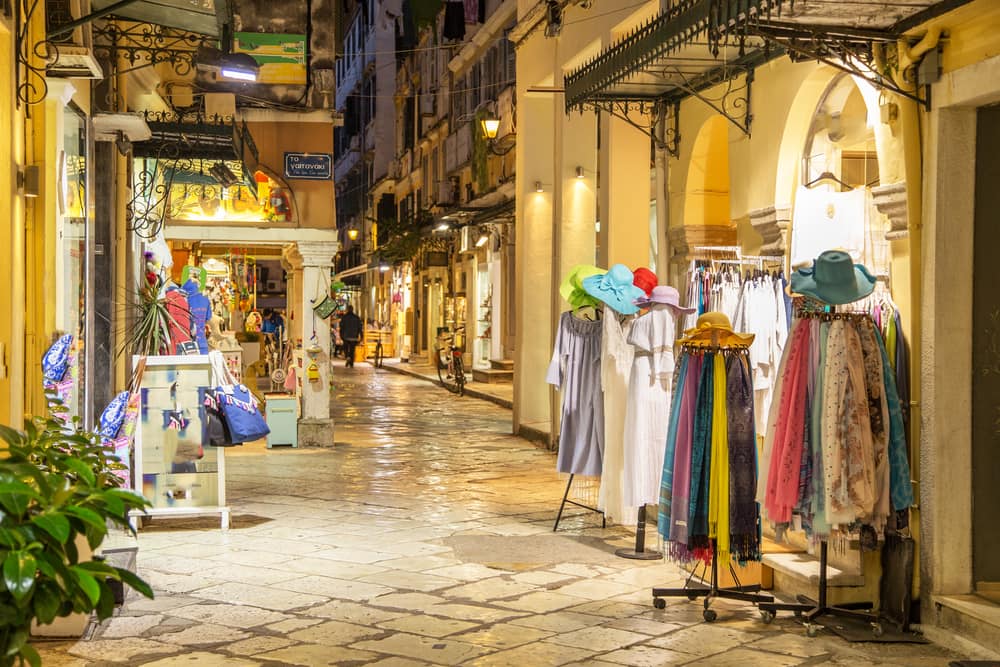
[[622, 304, 678, 507], [598, 306, 634, 524]]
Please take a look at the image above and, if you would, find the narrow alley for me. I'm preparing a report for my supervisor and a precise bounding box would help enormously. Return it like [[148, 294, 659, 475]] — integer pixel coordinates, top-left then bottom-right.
[[37, 368, 964, 666]]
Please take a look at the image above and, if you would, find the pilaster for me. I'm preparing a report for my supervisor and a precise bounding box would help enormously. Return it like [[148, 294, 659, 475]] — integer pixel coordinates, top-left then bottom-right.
[[748, 205, 791, 257], [871, 181, 909, 241]]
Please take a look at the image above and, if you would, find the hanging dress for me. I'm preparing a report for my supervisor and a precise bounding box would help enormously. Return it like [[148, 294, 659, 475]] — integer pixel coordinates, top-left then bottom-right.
[[622, 303, 678, 507], [546, 311, 605, 476], [598, 306, 634, 523]]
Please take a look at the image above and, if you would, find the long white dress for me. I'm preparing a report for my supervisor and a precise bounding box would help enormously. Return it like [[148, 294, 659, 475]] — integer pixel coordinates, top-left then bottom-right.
[[598, 306, 634, 524], [622, 304, 678, 507]]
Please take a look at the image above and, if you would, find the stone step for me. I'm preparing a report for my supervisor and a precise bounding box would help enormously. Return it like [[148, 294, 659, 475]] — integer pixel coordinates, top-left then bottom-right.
[[491, 359, 514, 371], [762, 549, 879, 608], [472, 367, 513, 384], [931, 593, 1000, 659]]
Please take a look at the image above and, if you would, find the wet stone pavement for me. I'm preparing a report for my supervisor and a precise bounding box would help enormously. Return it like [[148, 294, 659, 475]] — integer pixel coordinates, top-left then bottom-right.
[[36, 366, 965, 666]]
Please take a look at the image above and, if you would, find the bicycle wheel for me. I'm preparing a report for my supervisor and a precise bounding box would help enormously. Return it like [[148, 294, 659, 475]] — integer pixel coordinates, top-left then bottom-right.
[[453, 355, 466, 397], [435, 347, 461, 394], [374, 341, 383, 368]]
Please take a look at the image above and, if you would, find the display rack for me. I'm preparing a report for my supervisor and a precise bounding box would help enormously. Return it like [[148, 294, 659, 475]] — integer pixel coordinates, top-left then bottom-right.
[[553, 474, 605, 531], [616, 506, 662, 560], [128, 355, 230, 531]]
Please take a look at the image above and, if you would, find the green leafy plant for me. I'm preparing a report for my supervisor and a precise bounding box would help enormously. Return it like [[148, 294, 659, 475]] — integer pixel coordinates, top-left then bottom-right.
[[0, 399, 153, 666]]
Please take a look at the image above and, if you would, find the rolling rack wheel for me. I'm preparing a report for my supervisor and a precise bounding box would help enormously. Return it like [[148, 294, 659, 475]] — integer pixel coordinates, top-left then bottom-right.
[[759, 610, 775, 624], [653, 597, 666, 610], [871, 623, 884, 638], [703, 608, 717, 622], [805, 623, 819, 637]]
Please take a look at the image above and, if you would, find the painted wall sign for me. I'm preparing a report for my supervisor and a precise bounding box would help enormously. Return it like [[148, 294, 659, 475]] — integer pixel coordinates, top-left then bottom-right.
[[284, 153, 332, 180], [234, 32, 307, 85]]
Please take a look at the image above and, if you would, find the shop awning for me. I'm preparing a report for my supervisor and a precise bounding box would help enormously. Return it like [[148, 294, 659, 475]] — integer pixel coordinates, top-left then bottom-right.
[[564, 0, 971, 139], [90, 0, 229, 38]]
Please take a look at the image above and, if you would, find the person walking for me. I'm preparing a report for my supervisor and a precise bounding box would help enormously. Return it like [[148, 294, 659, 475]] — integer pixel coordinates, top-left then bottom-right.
[[339, 305, 363, 367]]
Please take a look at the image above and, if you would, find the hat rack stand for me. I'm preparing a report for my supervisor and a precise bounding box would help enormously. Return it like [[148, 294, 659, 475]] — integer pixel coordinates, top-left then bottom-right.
[[757, 304, 884, 638], [650, 335, 774, 621]]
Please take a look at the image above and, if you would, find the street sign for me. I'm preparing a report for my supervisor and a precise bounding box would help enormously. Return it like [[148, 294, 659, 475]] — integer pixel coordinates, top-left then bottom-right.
[[284, 153, 332, 180]]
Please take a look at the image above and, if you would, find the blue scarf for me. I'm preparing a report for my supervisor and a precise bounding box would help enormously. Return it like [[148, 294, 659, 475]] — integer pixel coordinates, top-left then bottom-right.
[[658, 354, 690, 539], [688, 352, 715, 551]]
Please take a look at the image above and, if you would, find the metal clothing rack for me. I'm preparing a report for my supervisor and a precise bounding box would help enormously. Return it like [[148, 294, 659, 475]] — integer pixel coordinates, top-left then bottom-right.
[[553, 474, 606, 531], [652, 538, 773, 621], [757, 304, 884, 637], [615, 505, 661, 560], [651, 341, 772, 620]]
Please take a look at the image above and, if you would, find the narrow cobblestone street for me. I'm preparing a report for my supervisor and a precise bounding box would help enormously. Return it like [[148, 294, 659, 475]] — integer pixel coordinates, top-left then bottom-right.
[[35, 366, 965, 666]]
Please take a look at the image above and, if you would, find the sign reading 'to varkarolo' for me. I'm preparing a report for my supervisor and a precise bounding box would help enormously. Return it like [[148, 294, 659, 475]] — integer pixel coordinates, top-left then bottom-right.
[[284, 153, 332, 180]]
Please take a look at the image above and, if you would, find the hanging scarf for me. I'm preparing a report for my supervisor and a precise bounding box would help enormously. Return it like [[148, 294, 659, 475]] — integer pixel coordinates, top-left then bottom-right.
[[658, 354, 690, 538], [765, 319, 812, 523], [668, 354, 703, 561], [858, 319, 891, 532], [822, 320, 875, 526], [727, 351, 760, 563], [708, 352, 730, 562], [809, 321, 832, 538], [874, 323, 914, 512], [687, 352, 715, 556], [757, 318, 800, 506]]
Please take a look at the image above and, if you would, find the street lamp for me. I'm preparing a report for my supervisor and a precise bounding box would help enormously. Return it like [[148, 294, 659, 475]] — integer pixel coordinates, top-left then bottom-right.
[[480, 111, 501, 141], [347, 227, 359, 241]]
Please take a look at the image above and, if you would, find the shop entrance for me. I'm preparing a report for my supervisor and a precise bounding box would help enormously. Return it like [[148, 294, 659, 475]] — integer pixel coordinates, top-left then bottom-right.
[[972, 105, 1000, 598]]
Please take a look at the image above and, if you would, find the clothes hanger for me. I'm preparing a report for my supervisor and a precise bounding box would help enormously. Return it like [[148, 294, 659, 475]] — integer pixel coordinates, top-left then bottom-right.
[[804, 170, 853, 192]]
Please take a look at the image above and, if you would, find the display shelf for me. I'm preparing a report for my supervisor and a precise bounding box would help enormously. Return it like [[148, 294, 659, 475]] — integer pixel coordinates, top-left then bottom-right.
[[129, 355, 230, 531]]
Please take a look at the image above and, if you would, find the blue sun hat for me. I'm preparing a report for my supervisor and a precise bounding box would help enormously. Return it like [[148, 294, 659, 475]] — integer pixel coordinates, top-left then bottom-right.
[[582, 263, 646, 315], [790, 250, 876, 306]]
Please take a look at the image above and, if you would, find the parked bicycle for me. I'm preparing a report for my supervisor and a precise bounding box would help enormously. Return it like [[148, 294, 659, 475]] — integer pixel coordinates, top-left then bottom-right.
[[435, 326, 466, 396], [370, 329, 388, 368]]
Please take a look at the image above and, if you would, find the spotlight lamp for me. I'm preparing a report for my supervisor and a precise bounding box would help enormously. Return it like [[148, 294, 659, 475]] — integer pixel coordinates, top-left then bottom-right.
[[576, 166, 585, 179], [535, 181, 543, 193], [219, 53, 260, 82]]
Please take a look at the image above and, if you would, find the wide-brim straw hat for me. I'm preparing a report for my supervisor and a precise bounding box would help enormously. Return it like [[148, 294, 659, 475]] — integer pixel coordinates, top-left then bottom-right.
[[680, 311, 755, 347]]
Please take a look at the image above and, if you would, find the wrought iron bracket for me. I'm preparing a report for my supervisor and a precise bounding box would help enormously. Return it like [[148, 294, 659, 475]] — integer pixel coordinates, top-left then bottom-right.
[[92, 21, 211, 78], [748, 23, 930, 110], [14, 0, 47, 108], [663, 63, 754, 138]]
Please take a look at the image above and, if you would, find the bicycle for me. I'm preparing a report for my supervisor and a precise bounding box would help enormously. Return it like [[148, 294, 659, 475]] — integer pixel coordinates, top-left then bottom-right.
[[435, 327, 466, 396], [371, 329, 387, 368]]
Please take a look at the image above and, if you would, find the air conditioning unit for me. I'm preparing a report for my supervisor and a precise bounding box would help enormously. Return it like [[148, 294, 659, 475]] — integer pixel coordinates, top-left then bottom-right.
[[46, 0, 103, 78], [459, 225, 475, 253]]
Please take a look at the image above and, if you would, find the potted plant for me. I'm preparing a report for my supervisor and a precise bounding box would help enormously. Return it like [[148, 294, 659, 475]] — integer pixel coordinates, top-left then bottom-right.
[[0, 399, 153, 666]]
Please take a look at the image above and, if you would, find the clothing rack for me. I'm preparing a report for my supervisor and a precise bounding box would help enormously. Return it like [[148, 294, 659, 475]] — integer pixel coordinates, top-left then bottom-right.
[[652, 538, 773, 621], [757, 304, 884, 637], [553, 474, 606, 531], [615, 505, 661, 560], [651, 341, 772, 620]]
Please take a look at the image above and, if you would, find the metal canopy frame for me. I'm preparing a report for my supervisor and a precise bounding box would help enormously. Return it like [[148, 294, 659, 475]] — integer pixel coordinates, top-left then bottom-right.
[[564, 0, 971, 153], [91, 20, 213, 77], [128, 113, 260, 239]]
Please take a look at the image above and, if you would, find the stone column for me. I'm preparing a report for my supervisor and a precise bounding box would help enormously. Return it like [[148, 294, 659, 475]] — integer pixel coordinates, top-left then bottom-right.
[[291, 240, 338, 446], [281, 247, 300, 346], [599, 112, 652, 269], [667, 224, 738, 287]]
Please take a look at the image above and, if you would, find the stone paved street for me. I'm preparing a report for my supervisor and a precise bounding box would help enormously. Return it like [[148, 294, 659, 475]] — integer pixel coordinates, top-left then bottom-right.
[[35, 366, 966, 665]]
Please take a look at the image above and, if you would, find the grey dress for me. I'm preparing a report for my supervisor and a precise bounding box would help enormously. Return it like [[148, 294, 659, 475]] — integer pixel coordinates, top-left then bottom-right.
[[546, 311, 604, 476]]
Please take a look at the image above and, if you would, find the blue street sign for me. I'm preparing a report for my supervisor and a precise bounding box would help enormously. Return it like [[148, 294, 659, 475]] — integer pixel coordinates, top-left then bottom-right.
[[284, 152, 332, 180]]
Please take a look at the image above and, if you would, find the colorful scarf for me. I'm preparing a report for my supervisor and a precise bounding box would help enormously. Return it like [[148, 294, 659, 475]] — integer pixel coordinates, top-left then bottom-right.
[[707, 352, 730, 562], [858, 319, 891, 531], [822, 321, 875, 526], [727, 351, 760, 563], [809, 321, 832, 538], [765, 319, 812, 523], [874, 323, 914, 512], [688, 352, 716, 555], [668, 354, 703, 561], [658, 354, 690, 538]]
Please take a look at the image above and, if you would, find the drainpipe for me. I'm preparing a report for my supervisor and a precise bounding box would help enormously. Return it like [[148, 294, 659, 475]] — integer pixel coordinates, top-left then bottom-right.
[[879, 26, 941, 604]]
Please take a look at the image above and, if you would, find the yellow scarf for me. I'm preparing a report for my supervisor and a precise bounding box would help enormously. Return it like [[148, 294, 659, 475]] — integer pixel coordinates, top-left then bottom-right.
[[708, 352, 730, 562]]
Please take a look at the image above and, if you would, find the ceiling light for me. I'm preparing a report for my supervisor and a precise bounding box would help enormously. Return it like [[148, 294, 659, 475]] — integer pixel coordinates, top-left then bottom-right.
[[219, 53, 260, 82], [435, 222, 450, 232]]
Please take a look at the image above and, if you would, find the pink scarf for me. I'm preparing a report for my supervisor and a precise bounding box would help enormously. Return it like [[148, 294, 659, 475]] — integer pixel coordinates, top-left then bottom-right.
[[765, 319, 812, 523]]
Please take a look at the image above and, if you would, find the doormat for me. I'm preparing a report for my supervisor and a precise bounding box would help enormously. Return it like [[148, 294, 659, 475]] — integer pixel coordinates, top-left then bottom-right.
[[815, 615, 930, 643], [442, 534, 615, 567]]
